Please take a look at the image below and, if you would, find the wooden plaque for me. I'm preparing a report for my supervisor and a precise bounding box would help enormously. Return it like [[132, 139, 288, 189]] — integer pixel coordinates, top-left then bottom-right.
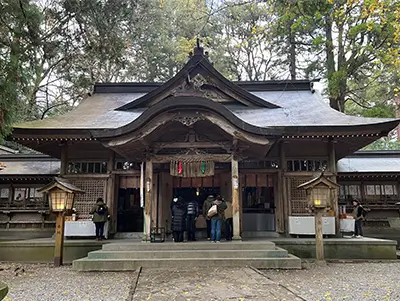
[[172, 177, 180, 188], [246, 174, 256, 187], [126, 176, 139, 188], [119, 177, 127, 189], [257, 174, 267, 187], [181, 177, 192, 187], [268, 176, 274, 187], [213, 175, 221, 187], [202, 177, 213, 187], [191, 177, 202, 188]]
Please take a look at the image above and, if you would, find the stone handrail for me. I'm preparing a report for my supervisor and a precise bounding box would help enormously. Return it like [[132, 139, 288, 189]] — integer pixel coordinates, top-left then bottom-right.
[[0, 281, 8, 300]]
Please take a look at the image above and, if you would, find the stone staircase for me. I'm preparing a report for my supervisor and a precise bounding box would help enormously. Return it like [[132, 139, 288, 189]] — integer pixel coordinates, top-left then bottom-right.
[[72, 241, 301, 271]]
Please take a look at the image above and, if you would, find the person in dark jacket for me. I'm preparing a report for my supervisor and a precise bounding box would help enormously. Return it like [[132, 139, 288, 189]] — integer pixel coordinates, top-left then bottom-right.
[[171, 197, 186, 242], [89, 198, 109, 241], [202, 195, 215, 240], [210, 195, 227, 243], [352, 200, 365, 238], [186, 198, 199, 241]]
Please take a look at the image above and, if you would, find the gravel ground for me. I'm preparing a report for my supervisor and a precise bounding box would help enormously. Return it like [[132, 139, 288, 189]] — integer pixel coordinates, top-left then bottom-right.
[[1, 262, 400, 301], [0, 263, 133, 301], [262, 261, 400, 301]]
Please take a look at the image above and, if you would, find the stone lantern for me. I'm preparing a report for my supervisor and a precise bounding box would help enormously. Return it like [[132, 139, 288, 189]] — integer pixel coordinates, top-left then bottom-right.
[[38, 177, 84, 266], [298, 173, 339, 261]]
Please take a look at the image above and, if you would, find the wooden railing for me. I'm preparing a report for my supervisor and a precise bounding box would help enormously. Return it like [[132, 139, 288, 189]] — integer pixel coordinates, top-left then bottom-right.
[[0, 198, 49, 211]]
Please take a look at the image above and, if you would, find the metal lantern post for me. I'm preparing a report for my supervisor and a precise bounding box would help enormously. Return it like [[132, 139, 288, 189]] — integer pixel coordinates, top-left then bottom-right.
[[38, 177, 84, 267], [298, 173, 339, 262]]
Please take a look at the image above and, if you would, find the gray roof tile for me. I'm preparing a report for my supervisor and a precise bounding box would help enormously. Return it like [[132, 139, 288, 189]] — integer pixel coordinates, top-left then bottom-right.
[[14, 90, 395, 130], [337, 157, 400, 173], [0, 158, 60, 175]]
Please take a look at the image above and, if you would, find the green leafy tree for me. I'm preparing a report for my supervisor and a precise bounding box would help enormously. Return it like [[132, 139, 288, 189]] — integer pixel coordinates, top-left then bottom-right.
[[210, 1, 285, 81]]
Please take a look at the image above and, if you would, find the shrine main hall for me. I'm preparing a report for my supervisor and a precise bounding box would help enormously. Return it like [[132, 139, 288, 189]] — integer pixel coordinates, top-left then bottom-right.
[[12, 45, 400, 239]]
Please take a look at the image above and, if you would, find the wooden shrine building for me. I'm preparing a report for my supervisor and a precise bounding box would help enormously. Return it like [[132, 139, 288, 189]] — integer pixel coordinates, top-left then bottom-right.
[[12, 45, 400, 239]]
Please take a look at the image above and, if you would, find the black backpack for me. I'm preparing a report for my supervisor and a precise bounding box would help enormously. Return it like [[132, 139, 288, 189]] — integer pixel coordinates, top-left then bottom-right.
[[361, 206, 368, 220], [97, 205, 106, 215]]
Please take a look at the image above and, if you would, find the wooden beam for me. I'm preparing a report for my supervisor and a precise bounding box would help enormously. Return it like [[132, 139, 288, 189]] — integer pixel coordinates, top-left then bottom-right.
[[204, 113, 270, 145], [151, 154, 232, 163], [152, 141, 231, 149], [231, 156, 241, 240], [107, 113, 176, 147]]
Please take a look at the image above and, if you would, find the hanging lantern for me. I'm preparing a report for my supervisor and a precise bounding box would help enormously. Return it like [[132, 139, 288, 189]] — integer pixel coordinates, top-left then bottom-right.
[[170, 160, 214, 177], [178, 161, 183, 174], [201, 161, 206, 174]]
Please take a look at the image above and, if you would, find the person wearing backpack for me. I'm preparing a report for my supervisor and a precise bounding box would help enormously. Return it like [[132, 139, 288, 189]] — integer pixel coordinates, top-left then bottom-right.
[[186, 198, 199, 241], [352, 200, 365, 238], [209, 195, 227, 243], [202, 195, 215, 240], [171, 196, 187, 242], [90, 198, 109, 241]]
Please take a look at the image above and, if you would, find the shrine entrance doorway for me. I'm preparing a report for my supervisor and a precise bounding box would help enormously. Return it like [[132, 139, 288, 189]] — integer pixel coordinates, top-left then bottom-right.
[[171, 175, 223, 235], [117, 176, 143, 232], [172, 176, 221, 213]]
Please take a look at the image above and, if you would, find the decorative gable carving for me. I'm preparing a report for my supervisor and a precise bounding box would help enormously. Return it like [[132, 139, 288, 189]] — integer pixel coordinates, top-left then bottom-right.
[[171, 74, 237, 104], [116, 46, 280, 110]]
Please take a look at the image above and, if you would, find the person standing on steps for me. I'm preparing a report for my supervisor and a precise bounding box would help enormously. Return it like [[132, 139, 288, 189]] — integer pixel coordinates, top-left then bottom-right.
[[202, 195, 215, 240], [90, 198, 109, 241], [224, 198, 233, 241], [171, 196, 186, 242], [209, 195, 227, 243], [186, 197, 199, 241], [352, 200, 365, 238]]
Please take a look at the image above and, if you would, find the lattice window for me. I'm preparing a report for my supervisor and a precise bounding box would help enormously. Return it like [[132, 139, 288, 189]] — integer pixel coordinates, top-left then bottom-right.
[[363, 183, 399, 205], [287, 159, 328, 172], [288, 177, 310, 216], [70, 179, 107, 220], [68, 161, 107, 174]]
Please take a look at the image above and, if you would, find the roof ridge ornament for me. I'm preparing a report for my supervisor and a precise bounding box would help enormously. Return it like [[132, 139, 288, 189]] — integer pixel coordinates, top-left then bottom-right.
[[194, 37, 204, 56]]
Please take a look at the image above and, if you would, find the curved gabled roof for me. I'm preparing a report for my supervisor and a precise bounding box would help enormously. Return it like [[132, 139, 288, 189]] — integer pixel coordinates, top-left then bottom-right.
[[91, 96, 283, 139], [12, 46, 399, 140], [13, 89, 399, 136], [116, 51, 280, 110]]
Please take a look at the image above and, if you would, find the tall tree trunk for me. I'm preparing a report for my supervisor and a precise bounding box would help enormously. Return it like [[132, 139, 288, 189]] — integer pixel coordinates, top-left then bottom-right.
[[288, 18, 296, 80], [325, 14, 339, 111], [336, 20, 346, 113], [395, 75, 400, 141]]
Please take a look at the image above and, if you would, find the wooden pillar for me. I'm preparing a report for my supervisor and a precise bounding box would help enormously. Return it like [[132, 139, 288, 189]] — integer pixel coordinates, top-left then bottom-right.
[[54, 212, 65, 266], [106, 151, 116, 234], [314, 208, 325, 261], [231, 156, 241, 240], [152, 173, 159, 228], [143, 158, 153, 241], [279, 141, 289, 236], [60, 144, 68, 176], [56, 144, 67, 266], [275, 171, 284, 233], [329, 140, 340, 237], [160, 172, 173, 230]]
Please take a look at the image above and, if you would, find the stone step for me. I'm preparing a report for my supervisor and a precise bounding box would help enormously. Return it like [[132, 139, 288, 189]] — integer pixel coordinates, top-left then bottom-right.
[[87, 248, 289, 259], [72, 255, 302, 271], [102, 241, 277, 251]]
